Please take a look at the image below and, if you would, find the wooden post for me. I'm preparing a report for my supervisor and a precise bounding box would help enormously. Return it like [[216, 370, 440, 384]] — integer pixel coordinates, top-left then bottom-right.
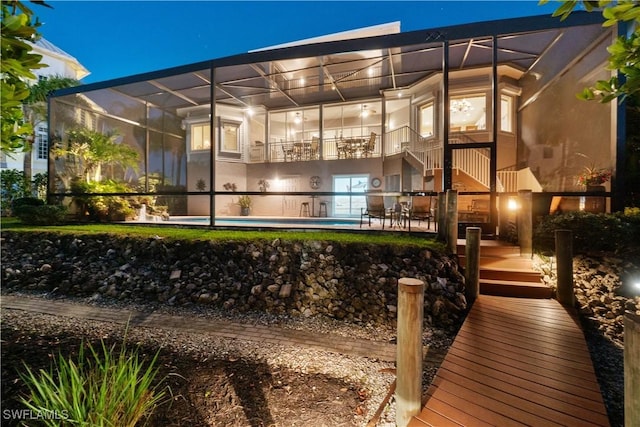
[[626, 311, 640, 426], [437, 192, 446, 241], [517, 189, 532, 257], [465, 227, 481, 304], [396, 278, 424, 427], [555, 229, 575, 307], [445, 189, 458, 254]]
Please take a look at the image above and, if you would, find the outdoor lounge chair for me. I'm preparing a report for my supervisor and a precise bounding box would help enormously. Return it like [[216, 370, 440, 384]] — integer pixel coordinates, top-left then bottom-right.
[[407, 195, 433, 230], [360, 195, 387, 229]]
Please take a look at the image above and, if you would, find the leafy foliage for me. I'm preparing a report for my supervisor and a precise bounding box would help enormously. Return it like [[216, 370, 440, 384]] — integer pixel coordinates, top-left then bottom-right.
[[53, 127, 140, 185], [1, 169, 50, 214], [576, 165, 612, 186], [26, 74, 79, 104], [541, 0, 640, 102], [534, 210, 640, 254], [32, 171, 47, 198], [13, 203, 67, 225], [20, 337, 166, 427], [71, 179, 137, 221], [0, 0, 49, 154], [0, 168, 28, 213], [237, 194, 252, 208]]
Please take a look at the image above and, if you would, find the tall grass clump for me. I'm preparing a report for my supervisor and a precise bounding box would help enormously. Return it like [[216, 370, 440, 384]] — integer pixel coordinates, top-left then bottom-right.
[[19, 338, 166, 426]]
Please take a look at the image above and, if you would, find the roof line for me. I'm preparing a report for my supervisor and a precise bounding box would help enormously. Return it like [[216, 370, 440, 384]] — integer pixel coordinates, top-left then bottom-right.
[[51, 11, 603, 98]]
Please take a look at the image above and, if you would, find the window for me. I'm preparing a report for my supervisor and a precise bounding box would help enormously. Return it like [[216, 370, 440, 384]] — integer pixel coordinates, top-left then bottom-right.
[[501, 94, 513, 133], [190, 123, 211, 151], [219, 119, 240, 153], [419, 102, 434, 137], [79, 111, 97, 130], [450, 94, 486, 131], [36, 125, 48, 160]]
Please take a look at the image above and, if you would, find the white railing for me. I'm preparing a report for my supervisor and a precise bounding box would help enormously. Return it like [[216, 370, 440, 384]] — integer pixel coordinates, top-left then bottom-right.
[[384, 126, 426, 156], [497, 170, 518, 192], [262, 138, 381, 163], [453, 149, 491, 189], [382, 126, 527, 192]]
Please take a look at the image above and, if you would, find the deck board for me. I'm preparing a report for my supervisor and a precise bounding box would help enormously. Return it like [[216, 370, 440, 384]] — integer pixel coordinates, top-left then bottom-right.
[[412, 295, 610, 427]]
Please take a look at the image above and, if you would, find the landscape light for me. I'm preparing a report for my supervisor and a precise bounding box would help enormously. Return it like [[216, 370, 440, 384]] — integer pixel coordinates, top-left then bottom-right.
[[507, 198, 518, 211]]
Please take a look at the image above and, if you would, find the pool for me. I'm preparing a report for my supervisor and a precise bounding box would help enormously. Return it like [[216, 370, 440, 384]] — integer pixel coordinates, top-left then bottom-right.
[[165, 216, 361, 229]]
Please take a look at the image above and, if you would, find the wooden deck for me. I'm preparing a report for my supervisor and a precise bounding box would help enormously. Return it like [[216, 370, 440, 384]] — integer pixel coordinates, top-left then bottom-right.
[[409, 296, 610, 427]]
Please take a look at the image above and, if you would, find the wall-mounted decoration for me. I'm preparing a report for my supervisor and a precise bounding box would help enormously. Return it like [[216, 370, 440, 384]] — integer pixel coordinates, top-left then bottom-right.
[[310, 175, 321, 189]]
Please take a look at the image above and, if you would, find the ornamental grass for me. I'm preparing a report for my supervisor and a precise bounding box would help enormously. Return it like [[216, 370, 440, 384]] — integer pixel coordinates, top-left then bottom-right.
[[19, 337, 166, 427]]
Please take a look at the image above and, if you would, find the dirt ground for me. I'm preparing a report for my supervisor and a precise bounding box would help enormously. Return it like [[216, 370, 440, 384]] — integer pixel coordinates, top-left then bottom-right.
[[1, 326, 370, 427]]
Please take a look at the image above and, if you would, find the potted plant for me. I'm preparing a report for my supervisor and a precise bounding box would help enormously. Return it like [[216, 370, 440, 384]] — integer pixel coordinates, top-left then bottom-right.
[[577, 165, 612, 191], [258, 179, 270, 192], [237, 195, 252, 216]]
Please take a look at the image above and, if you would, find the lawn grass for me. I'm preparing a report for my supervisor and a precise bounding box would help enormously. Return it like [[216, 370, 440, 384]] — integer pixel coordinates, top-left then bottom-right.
[[0, 217, 445, 251]]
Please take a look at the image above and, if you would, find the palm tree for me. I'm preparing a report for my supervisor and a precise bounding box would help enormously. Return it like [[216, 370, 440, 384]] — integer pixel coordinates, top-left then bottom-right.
[[53, 127, 139, 185], [23, 75, 79, 192]]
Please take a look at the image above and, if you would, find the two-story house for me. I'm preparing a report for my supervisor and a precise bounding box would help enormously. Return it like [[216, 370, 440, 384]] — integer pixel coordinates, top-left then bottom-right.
[[48, 12, 624, 231]]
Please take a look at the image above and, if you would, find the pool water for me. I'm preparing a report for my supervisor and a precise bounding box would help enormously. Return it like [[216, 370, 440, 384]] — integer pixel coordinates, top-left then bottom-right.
[[166, 216, 361, 228]]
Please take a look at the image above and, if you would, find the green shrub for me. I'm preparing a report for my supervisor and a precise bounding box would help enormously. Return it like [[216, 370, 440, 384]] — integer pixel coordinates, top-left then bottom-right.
[[13, 204, 68, 225], [534, 210, 640, 254], [12, 196, 45, 209], [20, 339, 166, 427], [71, 179, 136, 221], [1, 169, 28, 214]]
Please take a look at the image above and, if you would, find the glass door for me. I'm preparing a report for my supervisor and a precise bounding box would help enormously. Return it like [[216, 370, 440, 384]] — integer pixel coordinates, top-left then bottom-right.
[[333, 175, 368, 217]]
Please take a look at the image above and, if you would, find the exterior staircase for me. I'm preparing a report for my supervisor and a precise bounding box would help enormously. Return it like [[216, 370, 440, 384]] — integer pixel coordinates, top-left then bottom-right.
[[457, 239, 553, 299]]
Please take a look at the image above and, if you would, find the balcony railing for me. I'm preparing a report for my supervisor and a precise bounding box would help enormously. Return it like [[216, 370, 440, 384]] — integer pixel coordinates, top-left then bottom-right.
[[253, 137, 380, 163]]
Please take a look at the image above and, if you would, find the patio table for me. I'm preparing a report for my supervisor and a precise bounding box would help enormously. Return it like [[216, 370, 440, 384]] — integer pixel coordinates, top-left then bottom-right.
[[345, 138, 366, 158], [293, 142, 311, 160]]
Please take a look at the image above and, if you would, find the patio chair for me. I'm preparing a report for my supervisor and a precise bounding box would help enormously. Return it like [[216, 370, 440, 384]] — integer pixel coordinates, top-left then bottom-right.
[[309, 136, 319, 160], [282, 144, 294, 162], [336, 141, 349, 159], [362, 132, 376, 157], [407, 195, 433, 230], [360, 195, 387, 229]]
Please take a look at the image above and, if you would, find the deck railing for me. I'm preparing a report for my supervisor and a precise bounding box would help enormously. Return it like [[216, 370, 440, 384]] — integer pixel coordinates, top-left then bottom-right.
[[257, 138, 380, 163]]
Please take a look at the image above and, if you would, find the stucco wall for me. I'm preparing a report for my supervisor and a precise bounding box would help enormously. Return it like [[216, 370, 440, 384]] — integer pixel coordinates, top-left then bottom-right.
[[186, 158, 383, 216]]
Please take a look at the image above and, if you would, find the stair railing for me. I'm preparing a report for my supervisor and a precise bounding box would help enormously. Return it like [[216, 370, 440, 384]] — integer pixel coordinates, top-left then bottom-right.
[[384, 126, 428, 156], [452, 148, 491, 189]]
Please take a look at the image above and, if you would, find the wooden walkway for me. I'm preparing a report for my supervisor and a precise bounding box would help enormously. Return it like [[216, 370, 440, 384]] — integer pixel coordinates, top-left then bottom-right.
[[409, 296, 610, 427]]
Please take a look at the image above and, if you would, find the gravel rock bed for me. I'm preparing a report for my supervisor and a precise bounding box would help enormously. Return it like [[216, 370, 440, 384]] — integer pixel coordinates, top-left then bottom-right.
[[1, 292, 460, 427]]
